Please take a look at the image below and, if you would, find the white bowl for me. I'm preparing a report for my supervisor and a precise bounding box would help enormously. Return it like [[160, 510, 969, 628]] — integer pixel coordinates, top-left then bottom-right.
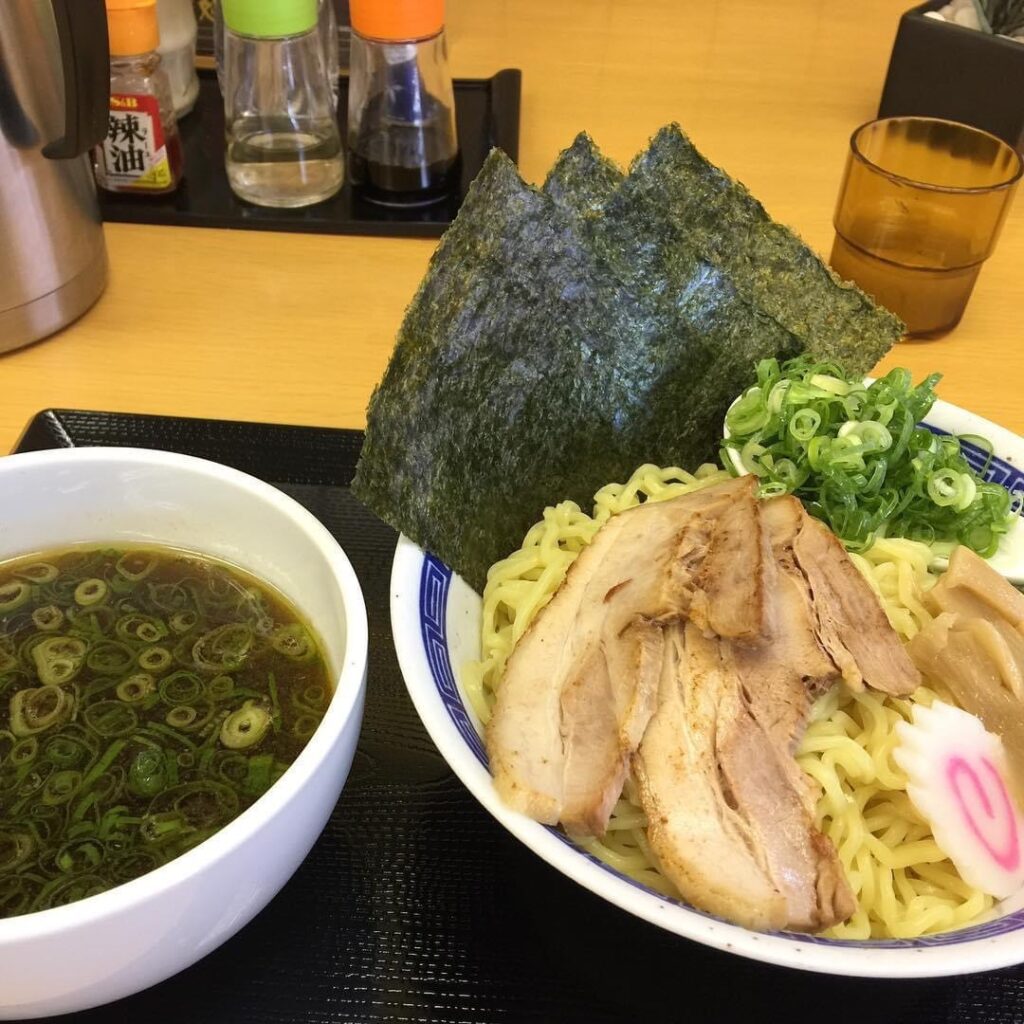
[[391, 398, 1024, 978], [0, 448, 368, 1018]]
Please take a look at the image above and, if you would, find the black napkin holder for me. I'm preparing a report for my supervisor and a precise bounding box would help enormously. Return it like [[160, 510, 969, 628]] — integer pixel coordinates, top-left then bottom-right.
[[879, 1, 1024, 149]]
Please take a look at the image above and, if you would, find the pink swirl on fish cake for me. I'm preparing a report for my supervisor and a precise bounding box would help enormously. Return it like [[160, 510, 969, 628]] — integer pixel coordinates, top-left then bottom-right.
[[947, 755, 1021, 873]]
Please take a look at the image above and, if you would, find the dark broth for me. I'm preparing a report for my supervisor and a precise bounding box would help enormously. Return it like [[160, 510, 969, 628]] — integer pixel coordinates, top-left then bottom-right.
[[0, 546, 332, 919]]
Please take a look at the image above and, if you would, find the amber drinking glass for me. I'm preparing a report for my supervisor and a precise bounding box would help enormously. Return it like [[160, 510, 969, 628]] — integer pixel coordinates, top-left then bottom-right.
[[830, 117, 1022, 338]]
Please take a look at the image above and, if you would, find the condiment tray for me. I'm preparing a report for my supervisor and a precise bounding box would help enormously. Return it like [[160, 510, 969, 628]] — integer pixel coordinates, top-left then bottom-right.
[[97, 69, 521, 239]]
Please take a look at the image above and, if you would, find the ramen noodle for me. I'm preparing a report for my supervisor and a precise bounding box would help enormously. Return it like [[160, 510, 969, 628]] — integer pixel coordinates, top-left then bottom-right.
[[464, 464, 995, 938]]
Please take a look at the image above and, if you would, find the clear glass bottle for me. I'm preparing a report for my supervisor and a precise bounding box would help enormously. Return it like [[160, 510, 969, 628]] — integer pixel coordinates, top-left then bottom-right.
[[222, 0, 344, 208], [94, 0, 183, 195], [216, 0, 338, 111], [347, 0, 459, 207], [155, 0, 200, 118]]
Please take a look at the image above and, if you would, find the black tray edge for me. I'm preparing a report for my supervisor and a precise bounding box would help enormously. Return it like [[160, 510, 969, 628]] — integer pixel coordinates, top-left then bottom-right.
[[13, 409, 362, 489]]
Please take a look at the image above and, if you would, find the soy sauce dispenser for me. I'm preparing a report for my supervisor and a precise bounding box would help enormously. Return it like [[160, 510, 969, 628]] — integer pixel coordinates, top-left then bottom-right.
[[347, 0, 460, 206]]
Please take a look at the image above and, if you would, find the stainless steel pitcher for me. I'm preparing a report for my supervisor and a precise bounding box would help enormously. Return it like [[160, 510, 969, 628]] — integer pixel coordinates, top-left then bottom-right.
[[0, 0, 110, 353]]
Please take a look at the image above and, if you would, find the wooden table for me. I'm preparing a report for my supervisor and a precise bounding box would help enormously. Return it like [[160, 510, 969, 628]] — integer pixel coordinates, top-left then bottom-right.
[[2, 0, 1020, 452]]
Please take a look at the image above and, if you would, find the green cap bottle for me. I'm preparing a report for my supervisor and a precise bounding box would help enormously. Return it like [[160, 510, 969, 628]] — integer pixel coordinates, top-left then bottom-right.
[[222, 0, 318, 38]]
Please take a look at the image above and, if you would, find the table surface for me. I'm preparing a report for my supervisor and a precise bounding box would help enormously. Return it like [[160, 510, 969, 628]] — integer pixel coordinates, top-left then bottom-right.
[[2, 0, 1021, 452]]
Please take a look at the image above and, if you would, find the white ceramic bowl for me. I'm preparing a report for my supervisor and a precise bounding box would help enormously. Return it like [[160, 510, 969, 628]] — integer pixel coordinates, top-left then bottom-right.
[[392, 399, 1024, 978], [0, 448, 368, 1018]]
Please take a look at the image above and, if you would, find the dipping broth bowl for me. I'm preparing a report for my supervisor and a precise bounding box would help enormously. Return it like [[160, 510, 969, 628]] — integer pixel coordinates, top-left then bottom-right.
[[0, 448, 368, 1018]]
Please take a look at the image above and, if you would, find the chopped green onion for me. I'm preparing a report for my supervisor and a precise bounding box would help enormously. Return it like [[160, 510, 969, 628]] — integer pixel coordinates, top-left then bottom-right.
[[41, 731, 92, 769], [291, 714, 319, 741], [207, 675, 234, 701], [722, 356, 1015, 556], [139, 811, 188, 846], [42, 769, 81, 806], [193, 624, 253, 674], [13, 563, 58, 584], [137, 646, 172, 673], [219, 701, 271, 750], [808, 373, 854, 396], [86, 640, 136, 676], [31, 606, 64, 632], [9, 686, 74, 737], [115, 673, 155, 703], [74, 579, 108, 606], [0, 582, 30, 614], [127, 748, 167, 798], [788, 409, 821, 442], [115, 614, 168, 644], [270, 624, 317, 663], [115, 552, 156, 582], [31, 636, 86, 686], [0, 547, 330, 920], [67, 604, 116, 637], [0, 830, 35, 871], [81, 701, 138, 739], [165, 705, 197, 728], [169, 611, 197, 635], [159, 671, 203, 706], [9, 737, 38, 767], [301, 684, 327, 707], [243, 753, 275, 796]]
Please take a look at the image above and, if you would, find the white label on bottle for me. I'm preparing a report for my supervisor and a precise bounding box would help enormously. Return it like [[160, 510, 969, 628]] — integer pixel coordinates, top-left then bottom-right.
[[95, 94, 172, 190]]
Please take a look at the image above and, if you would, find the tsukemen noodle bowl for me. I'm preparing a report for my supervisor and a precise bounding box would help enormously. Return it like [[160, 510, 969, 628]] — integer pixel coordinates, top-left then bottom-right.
[[390, 395, 1024, 978], [0, 448, 367, 1018]]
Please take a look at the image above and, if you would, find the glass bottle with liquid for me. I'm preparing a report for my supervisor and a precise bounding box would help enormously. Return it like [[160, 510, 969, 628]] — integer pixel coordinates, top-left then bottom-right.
[[347, 0, 459, 206], [156, 0, 200, 118], [222, 0, 344, 208], [94, 0, 184, 195], [214, 0, 339, 110]]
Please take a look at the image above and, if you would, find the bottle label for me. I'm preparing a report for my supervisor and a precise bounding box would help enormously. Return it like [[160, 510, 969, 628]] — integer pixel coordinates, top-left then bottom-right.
[[96, 94, 172, 190]]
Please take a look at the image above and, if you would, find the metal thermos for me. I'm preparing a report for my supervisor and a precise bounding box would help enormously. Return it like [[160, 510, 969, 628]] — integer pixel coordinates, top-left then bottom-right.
[[0, 0, 110, 354]]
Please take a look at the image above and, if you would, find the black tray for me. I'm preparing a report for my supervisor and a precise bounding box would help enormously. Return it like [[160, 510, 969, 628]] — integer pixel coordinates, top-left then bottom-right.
[[13, 409, 1024, 1024], [98, 68, 521, 239]]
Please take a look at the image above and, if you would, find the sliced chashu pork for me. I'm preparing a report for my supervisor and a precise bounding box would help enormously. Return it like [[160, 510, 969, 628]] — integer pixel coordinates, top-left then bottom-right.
[[731, 497, 840, 753], [640, 494, 854, 930], [688, 482, 767, 642], [486, 477, 754, 834], [487, 476, 912, 932], [790, 507, 920, 696], [633, 621, 855, 932], [725, 497, 844, 814]]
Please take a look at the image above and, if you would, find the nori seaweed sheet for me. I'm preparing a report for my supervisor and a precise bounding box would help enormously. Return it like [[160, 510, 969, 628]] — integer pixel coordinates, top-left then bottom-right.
[[542, 132, 623, 217], [544, 132, 805, 484], [355, 151, 684, 589], [354, 128, 903, 590], [355, 148, 801, 590], [550, 142, 805, 475], [629, 125, 904, 373], [548, 128, 902, 375]]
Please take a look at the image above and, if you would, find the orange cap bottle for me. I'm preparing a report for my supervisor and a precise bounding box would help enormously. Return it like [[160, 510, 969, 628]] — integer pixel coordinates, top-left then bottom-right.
[[349, 0, 445, 42], [106, 0, 160, 57]]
